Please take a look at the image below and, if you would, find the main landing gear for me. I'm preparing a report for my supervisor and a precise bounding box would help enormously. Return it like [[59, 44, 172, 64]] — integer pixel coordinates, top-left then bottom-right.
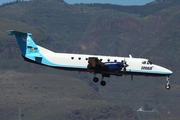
[[165, 76, 170, 90], [93, 75, 106, 86]]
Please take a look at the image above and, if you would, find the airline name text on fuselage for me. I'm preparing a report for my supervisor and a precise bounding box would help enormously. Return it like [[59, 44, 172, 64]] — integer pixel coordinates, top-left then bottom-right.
[[141, 66, 153, 70]]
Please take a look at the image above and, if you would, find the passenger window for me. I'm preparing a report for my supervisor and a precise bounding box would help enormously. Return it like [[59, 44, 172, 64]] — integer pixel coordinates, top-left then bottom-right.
[[100, 59, 103, 61], [71, 57, 74, 60], [107, 59, 110, 62], [114, 60, 117, 62], [78, 57, 81, 60], [85, 58, 88, 61]]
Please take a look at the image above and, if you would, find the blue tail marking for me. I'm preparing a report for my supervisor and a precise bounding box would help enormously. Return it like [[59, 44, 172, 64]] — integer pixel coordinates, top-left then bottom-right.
[[9, 30, 41, 57], [9, 30, 59, 66]]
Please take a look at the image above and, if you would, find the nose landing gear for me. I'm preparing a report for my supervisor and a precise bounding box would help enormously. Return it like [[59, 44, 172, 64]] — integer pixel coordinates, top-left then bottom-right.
[[165, 76, 170, 90]]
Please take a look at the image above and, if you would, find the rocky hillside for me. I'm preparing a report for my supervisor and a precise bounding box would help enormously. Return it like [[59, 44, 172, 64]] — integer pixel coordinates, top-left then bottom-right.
[[0, 71, 138, 120], [0, 0, 179, 71]]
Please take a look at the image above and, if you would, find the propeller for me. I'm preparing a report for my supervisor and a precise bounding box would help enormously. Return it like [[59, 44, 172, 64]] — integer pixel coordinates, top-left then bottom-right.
[[122, 59, 129, 73]]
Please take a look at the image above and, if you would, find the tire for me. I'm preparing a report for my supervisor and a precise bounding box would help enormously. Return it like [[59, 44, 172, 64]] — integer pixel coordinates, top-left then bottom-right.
[[165, 84, 170, 90], [93, 77, 99, 83], [100, 81, 106, 86]]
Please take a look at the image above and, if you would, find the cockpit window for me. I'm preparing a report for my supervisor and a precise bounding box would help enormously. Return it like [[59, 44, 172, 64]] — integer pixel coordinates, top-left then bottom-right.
[[147, 61, 152, 65], [142, 61, 146, 64]]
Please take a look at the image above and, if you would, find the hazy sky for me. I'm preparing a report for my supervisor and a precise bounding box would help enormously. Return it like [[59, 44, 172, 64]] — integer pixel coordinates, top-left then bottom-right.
[[0, 0, 155, 5], [65, 0, 155, 5]]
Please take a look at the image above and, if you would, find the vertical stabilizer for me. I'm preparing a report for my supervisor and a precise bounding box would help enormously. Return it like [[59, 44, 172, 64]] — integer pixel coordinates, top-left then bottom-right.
[[9, 30, 41, 57]]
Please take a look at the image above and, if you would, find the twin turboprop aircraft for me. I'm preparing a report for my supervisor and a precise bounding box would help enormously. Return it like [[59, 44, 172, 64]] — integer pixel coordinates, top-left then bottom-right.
[[9, 30, 173, 90]]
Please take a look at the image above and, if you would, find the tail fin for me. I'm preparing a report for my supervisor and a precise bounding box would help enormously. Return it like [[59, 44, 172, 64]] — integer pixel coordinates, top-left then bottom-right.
[[9, 30, 41, 57]]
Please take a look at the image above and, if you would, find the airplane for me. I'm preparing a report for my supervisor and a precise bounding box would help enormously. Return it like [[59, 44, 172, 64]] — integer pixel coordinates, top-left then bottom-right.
[[9, 30, 173, 90]]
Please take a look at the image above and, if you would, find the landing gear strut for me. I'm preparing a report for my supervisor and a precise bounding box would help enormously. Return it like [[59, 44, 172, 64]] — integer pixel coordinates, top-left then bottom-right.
[[165, 76, 170, 90]]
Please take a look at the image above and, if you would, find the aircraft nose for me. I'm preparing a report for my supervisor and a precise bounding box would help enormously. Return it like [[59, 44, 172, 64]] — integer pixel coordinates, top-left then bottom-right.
[[167, 69, 173, 75], [163, 67, 173, 75], [155, 65, 173, 75]]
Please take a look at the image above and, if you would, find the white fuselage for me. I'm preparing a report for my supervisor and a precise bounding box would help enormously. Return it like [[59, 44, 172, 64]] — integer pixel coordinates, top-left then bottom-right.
[[37, 45, 172, 77]]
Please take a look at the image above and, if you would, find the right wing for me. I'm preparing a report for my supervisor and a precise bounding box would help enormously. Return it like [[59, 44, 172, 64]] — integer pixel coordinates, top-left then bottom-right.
[[87, 57, 109, 73], [87, 57, 125, 74]]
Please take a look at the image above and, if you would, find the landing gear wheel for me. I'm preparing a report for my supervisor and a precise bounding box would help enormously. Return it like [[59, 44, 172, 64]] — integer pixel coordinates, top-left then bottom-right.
[[93, 77, 99, 83], [100, 81, 106, 86], [165, 84, 170, 90]]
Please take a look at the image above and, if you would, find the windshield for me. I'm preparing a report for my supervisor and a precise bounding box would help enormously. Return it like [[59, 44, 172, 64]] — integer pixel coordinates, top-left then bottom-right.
[[142, 60, 152, 65], [147, 61, 152, 65]]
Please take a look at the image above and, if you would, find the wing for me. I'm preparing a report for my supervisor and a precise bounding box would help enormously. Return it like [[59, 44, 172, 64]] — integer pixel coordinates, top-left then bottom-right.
[[87, 57, 109, 73], [87, 57, 124, 73]]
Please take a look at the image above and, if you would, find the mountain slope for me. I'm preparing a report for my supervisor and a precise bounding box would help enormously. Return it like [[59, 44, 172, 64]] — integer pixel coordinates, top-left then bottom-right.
[[0, 0, 179, 71], [0, 71, 138, 120]]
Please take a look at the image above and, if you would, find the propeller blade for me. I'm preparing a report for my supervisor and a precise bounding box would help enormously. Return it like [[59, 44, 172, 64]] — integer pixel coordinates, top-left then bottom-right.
[[122, 58, 128, 73]]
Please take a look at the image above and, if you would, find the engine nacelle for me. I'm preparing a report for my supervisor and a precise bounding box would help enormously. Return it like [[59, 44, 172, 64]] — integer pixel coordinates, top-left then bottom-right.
[[104, 62, 124, 72]]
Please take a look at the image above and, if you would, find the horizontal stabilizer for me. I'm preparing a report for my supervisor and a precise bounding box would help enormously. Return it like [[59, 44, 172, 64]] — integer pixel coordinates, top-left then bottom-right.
[[8, 30, 32, 36]]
